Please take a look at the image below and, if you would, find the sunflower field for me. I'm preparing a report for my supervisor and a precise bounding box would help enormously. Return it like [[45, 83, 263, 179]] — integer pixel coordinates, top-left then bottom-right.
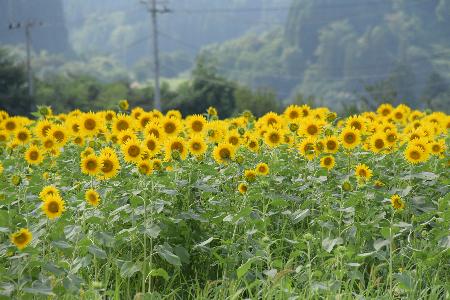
[[0, 102, 449, 299]]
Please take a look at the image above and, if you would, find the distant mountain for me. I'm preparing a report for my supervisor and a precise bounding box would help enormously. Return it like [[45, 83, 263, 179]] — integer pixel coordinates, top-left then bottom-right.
[[0, 0, 71, 54], [202, 0, 450, 110]]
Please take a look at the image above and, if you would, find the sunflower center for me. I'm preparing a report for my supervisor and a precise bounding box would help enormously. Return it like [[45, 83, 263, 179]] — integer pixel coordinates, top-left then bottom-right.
[[344, 133, 355, 143], [382, 109, 390, 116], [410, 150, 420, 160], [140, 117, 150, 127], [44, 140, 54, 149], [358, 169, 367, 177], [259, 166, 266, 173], [290, 110, 300, 119], [249, 141, 257, 148], [102, 159, 114, 173], [374, 139, 384, 149], [74, 137, 82, 144], [432, 145, 440, 152], [88, 193, 97, 202], [72, 124, 80, 133], [307, 125, 318, 135], [128, 145, 141, 157], [84, 119, 96, 130], [327, 140, 337, 150], [87, 160, 97, 170], [15, 233, 26, 244], [269, 133, 280, 143], [395, 112, 403, 119], [192, 121, 203, 132], [229, 136, 239, 145], [351, 122, 361, 130], [18, 132, 28, 141], [48, 201, 60, 213], [147, 140, 156, 151], [29, 151, 39, 160], [324, 157, 332, 165], [42, 125, 51, 136], [5, 121, 16, 131], [54, 131, 64, 142], [171, 142, 183, 153], [117, 120, 129, 131], [219, 148, 230, 159], [164, 122, 176, 134], [192, 142, 201, 151]]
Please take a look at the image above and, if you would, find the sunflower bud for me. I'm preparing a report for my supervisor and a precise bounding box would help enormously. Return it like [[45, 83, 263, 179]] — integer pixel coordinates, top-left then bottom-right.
[[342, 181, 352, 192], [11, 175, 21, 186], [324, 128, 334, 136], [289, 123, 299, 132], [119, 99, 129, 111], [326, 112, 337, 122], [303, 233, 313, 241], [236, 155, 244, 164], [238, 127, 245, 135]]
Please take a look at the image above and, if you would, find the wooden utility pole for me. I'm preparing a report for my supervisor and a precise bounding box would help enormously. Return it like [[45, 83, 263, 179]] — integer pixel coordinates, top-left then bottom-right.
[[140, 0, 171, 111], [8, 20, 43, 97]]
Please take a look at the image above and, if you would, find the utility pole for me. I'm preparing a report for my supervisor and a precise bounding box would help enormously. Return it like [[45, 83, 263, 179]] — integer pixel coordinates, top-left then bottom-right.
[[8, 20, 43, 97], [140, 0, 171, 111]]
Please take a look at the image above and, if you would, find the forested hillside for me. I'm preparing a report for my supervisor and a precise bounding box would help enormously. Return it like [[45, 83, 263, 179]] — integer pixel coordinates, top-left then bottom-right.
[[203, 0, 450, 110]]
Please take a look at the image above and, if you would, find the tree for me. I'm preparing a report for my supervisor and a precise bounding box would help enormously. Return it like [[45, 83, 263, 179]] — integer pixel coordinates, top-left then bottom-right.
[[0, 48, 34, 115]]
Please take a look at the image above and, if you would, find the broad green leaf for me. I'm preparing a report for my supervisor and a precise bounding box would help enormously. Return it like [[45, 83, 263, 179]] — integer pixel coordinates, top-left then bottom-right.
[[374, 239, 391, 251], [155, 245, 181, 267], [322, 237, 343, 253], [88, 245, 107, 259], [148, 268, 169, 281], [291, 209, 310, 224], [120, 261, 141, 278], [237, 260, 252, 279], [145, 224, 161, 239]]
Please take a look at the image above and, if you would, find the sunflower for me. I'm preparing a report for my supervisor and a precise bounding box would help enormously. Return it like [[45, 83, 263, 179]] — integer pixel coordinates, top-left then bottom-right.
[[47, 124, 67, 145], [377, 103, 393, 117], [246, 136, 260, 153], [340, 127, 361, 150], [131, 107, 145, 120], [103, 110, 116, 122], [264, 127, 283, 148], [119, 99, 129, 111], [284, 105, 302, 121], [207, 106, 218, 116], [113, 114, 134, 133], [24, 145, 44, 165], [98, 152, 120, 180], [166, 109, 182, 120], [81, 112, 102, 136], [42, 194, 65, 219], [164, 137, 188, 161], [355, 164, 373, 181], [346, 115, 366, 132], [212, 143, 235, 165], [238, 183, 248, 194], [320, 155, 335, 170], [323, 136, 339, 153], [122, 139, 143, 163], [161, 116, 181, 137], [390, 194, 405, 211], [404, 145, 429, 164], [143, 134, 161, 157], [39, 185, 60, 201], [151, 159, 163, 171], [138, 112, 152, 129], [10, 228, 32, 250], [261, 112, 283, 128], [369, 132, 386, 153], [297, 137, 317, 160], [188, 135, 207, 157], [430, 139, 446, 157], [3, 117, 20, 133], [299, 118, 322, 137], [226, 130, 242, 147], [85, 189, 100, 206], [35, 119, 53, 139], [72, 135, 84, 146], [187, 115, 207, 134], [255, 163, 269, 176], [144, 122, 163, 140], [81, 154, 100, 176], [244, 169, 257, 182], [206, 121, 225, 144], [137, 160, 153, 175], [117, 129, 137, 145], [15, 128, 31, 145]]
